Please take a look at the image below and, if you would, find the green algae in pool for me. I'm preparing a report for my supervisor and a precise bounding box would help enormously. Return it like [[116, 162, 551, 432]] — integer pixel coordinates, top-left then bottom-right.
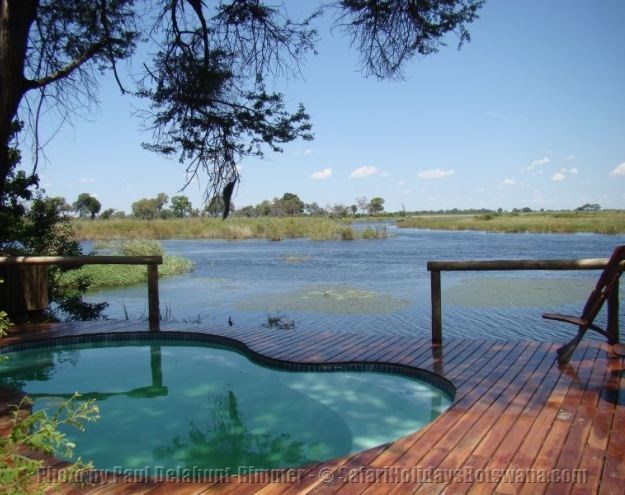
[[0, 340, 451, 471]]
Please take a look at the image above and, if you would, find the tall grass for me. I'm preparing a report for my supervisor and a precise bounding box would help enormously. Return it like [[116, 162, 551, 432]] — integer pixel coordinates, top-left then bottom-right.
[[396, 211, 625, 234], [57, 240, 193, 290], [72, 217, 393, 241]]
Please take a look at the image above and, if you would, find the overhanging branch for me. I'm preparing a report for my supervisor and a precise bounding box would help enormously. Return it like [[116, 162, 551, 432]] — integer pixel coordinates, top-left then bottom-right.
[[24, 41, 106, 90]]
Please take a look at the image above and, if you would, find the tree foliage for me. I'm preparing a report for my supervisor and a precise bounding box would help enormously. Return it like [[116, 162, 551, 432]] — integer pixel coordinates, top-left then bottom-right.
[[368, 197, 385, 214], [576, 203, 601, 212], [0, 0, 484, 215], [0, 123, 106, 321], [170, 195, 192, 218], [338, 0, 485, 79], [73, 193, 101, 220]]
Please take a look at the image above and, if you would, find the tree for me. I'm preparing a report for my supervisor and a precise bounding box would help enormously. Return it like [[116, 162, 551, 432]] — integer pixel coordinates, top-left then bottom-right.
[[331, 204, 349, 217], [576, 203, 601, 212], [155, 193, 169, 212], [356, 196, 369, 214], [203, 195, 232, 217], [0, 125, 106, 321], [257, 200, 273, 217], [171, 195, 192, 218], [305, 202, 326, 216], [73, 193, 101, 220], [276, 193, 304, 216], [0, 1, 483, 211], [368, 197, 385, 214], [236, 205, 256, 217], [131, 198, 159, 220], [99, 208, 116, 220]]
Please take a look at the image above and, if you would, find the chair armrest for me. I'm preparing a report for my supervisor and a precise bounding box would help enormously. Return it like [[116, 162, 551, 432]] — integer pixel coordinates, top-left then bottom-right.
[[542, 313, 589, 327]]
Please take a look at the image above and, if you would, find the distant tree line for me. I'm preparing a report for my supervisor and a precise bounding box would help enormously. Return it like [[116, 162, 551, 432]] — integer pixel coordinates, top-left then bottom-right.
[[57, 192, 609, 220], [58, 192, 389, 220], [236, 194, 385, 218]]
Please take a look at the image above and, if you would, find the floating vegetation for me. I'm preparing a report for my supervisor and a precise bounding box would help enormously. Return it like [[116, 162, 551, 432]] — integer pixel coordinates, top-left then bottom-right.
[[445, 277, 594, 308], [264, 313, 295, 330], [237, 285, 411, 315], [280, 254, 312, 264], [361, 226, 389, 239]]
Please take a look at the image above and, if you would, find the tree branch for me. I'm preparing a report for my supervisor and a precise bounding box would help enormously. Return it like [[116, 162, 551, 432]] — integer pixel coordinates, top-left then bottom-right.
[[25, 41, 106, 90]]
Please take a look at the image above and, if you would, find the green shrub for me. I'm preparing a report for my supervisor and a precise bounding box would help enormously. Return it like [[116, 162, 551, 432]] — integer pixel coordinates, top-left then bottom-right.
[[0, 394, 98, 494]]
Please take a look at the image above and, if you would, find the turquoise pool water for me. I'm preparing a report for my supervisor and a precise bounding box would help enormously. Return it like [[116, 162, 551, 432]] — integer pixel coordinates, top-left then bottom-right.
[[0, 339, 452, 472]]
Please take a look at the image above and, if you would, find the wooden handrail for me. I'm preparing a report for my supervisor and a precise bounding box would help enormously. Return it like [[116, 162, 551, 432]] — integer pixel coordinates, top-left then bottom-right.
[[0, 255, 162, 266], [426, 258, 625, 272], [426, 257, 623, 344], [0, 256, 163, 330]]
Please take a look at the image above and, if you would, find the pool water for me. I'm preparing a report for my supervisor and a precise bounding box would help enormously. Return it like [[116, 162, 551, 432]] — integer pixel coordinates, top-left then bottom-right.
[[0, 340, 452, 472]]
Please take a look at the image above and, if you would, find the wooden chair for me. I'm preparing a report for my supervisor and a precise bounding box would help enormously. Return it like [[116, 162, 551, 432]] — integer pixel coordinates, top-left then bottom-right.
[[543, 245, 625, 364]]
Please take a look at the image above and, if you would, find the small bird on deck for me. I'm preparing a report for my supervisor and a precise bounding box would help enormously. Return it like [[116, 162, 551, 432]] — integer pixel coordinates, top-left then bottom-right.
[[228, 316, 233, 327]]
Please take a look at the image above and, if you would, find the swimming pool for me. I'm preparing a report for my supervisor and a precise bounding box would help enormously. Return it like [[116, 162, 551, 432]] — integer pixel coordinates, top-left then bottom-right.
[[0, 336, 453, 472]]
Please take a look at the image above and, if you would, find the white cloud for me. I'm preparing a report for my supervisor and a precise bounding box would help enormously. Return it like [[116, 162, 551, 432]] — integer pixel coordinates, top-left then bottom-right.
[[79, 177, 95, 183], [396, 181, 406, 187], [350, 166, 378, 178], [310, 168, 332, 180], [500, 178, 517, 186], [610, 162, 625, 176], [552, 168, 579, 181], [417, 169, 455, 180], [522, 156, 550, 173]]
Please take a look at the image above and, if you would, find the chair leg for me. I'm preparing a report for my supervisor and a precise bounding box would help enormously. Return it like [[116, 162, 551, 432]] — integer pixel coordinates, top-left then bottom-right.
[[557, 326, 587, 364]]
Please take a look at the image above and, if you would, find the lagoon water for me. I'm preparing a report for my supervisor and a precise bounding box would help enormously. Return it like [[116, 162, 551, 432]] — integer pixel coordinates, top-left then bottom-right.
[[86, 225, 625, 341]]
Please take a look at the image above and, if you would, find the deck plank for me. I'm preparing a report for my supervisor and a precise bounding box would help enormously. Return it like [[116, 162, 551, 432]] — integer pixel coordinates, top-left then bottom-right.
[[0, 322, 622, 495]]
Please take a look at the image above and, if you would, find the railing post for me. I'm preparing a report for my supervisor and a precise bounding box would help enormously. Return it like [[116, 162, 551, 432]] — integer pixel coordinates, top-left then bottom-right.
[[147, 264, 160, 331], [431, 270, 442, 344], [607, 278, 619, 344]]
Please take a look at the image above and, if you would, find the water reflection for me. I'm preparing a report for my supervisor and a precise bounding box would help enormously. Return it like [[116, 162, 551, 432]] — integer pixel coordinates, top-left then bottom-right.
[[2, 344, 168, 401], [154, 390, 318, 470]]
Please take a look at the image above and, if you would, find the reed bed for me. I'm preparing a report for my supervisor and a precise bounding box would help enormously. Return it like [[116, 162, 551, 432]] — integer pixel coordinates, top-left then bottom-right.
[[396, 211, 625, 234], [72, 217, 391, 241], [57, 240, 194, 290]]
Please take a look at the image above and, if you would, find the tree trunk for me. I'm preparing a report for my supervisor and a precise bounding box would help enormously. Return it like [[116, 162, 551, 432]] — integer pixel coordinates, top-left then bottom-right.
[[0, 0, 38, 199]]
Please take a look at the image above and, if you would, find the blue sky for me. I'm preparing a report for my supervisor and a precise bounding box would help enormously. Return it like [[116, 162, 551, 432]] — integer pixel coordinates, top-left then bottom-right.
[[29, 0, 625, 213]]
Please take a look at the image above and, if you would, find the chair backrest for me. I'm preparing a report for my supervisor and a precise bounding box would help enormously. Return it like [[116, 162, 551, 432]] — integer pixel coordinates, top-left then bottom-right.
[[580, 245, 625, 322]]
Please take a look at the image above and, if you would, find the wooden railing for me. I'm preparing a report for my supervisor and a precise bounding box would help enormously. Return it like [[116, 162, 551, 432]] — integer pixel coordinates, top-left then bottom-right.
[[426, 257, 623, 344], [0, 256, 163, 330]]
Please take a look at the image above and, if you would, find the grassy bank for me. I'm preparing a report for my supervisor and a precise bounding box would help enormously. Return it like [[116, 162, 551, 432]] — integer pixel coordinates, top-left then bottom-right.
[[72, 217, 389, 241], [396, 211, 625, 234], [57, 240, 194, 290]]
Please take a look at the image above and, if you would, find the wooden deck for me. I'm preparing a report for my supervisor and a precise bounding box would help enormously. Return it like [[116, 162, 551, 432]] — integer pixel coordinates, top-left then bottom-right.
[[1, 321, 623, 494]]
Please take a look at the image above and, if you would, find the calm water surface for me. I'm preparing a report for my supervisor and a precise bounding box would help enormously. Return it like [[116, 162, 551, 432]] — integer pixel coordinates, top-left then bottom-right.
[[86, 226, 625, 341], [0, 340, 451, 470]]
